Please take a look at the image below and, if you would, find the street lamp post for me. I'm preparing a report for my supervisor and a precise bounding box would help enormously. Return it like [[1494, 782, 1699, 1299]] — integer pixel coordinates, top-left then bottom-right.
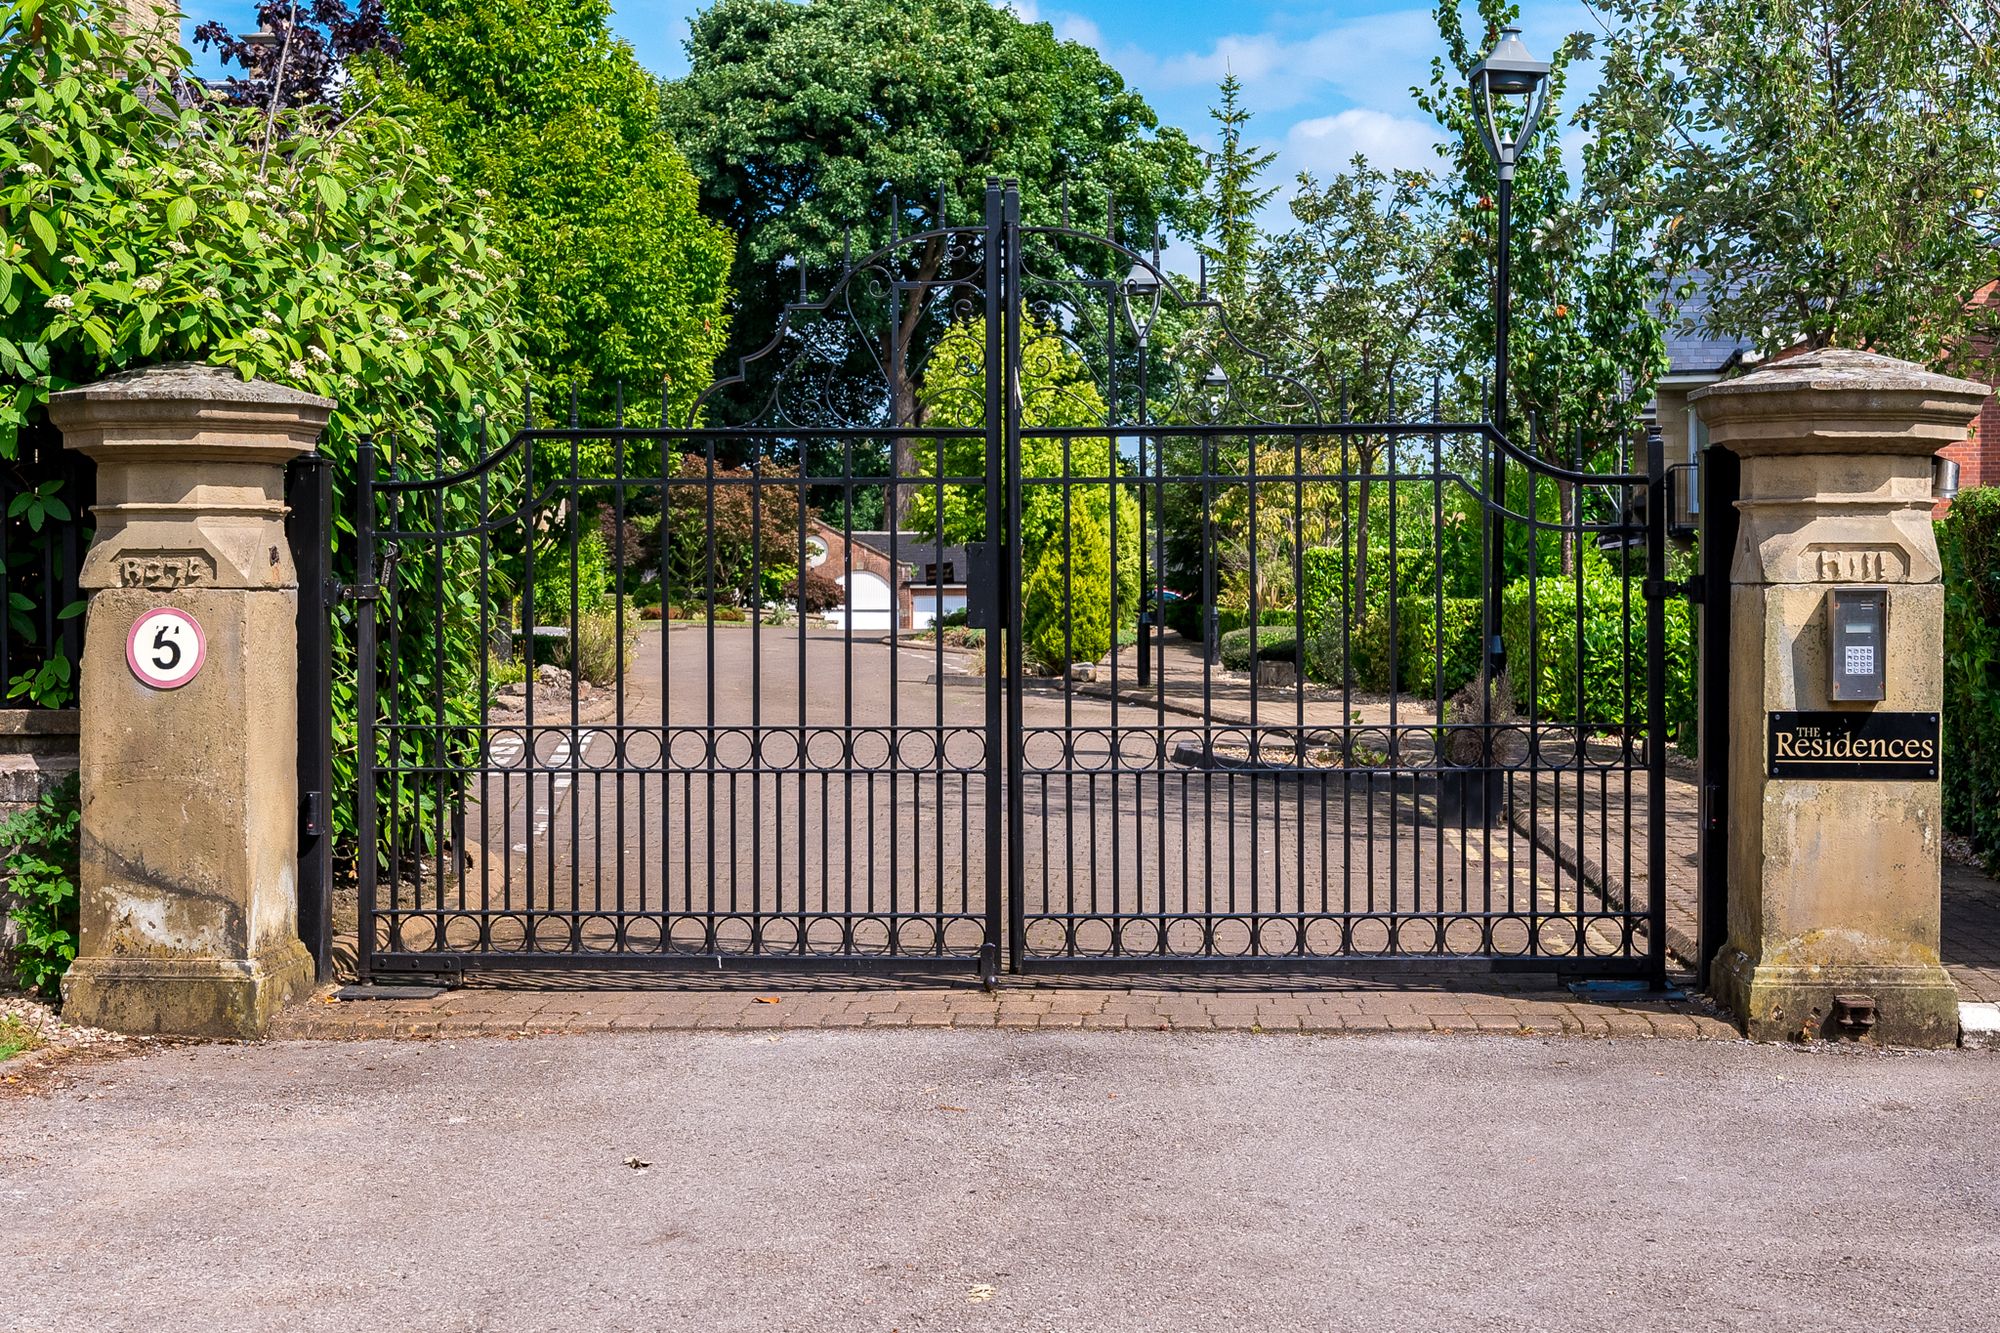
[[1468, 24, 1550, 695], [1121, 258, 1164, 688]]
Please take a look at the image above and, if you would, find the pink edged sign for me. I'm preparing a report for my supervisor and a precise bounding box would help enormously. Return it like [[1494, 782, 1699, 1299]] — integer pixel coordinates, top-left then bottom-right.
[[126, 607, 206, 690]]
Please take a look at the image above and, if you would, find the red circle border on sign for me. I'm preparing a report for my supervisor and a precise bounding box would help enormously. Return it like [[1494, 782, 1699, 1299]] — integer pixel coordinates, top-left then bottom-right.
[[126, 607, 207, 690]]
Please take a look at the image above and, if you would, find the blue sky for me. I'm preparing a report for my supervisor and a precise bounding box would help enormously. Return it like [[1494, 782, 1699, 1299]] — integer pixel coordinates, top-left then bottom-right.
[[180, 0, 1598, 198]]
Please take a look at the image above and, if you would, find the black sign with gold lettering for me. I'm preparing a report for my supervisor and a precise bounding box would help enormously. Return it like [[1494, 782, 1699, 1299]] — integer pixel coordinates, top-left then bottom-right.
[[1767, 711, 1939, 780]]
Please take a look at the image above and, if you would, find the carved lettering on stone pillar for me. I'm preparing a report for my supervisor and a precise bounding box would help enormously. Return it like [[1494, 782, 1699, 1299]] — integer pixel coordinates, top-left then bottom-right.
[[114, 552, 215, 590], [1804, 545, 1906, 583]]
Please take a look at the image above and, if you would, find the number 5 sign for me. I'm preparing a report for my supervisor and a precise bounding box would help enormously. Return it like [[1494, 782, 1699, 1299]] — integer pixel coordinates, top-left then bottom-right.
[[126, 608, 207, 690]]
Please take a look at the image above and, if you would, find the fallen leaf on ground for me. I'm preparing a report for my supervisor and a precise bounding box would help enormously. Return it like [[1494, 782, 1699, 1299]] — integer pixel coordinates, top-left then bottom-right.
[[755, 997, 781, 1005], [967, 1284, 996, 1304], [937, 1104, 968, 1112], [624, 1156, 652, 1171]]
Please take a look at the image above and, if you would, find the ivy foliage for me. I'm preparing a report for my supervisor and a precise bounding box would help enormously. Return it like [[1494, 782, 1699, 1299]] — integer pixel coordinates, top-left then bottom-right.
[[1941, 488, 2000, 872], [377, 0, 733, 427], [0, 0, 533, 856], [1, 772, 78, 995]]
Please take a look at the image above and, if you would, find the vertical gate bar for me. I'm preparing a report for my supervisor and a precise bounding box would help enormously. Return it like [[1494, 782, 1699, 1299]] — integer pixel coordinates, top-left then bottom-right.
[[431, 438, 449, 941], [286, 453, 334, 982], [750, 414, 765, 951], [1387, 420, 1401, 941], [1645, 430, 1670, 986], [520, 410, 538, 942], [982, 179, 1010, 980], [1571, 438, 1587, 958], [354, 435, 380, 981], [614, 400, 628, 942], [1293, 429, 1305, 951], [384, 471, 406, 954], [567, 420, 583, 942], [1697, 443, 1739, 987], [1002, 182, 1026, 977], [788, 439, 803, 950], [705, 430, 720, 944]]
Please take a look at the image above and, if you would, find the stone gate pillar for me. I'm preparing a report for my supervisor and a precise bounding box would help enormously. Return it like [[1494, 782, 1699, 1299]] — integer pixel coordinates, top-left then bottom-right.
[[1693, 349, 1985, 1046], [49, 364, 332, 1037]]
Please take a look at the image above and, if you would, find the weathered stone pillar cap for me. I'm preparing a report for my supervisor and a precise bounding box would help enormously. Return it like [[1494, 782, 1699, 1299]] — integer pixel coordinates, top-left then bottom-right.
[[48, 362, 333, 462], [1691, 348, 1987, 457]]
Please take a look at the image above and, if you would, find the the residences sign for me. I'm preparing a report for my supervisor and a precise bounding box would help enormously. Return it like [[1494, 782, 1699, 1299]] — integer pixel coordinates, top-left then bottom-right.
[[1766, 711, 1939, 780]]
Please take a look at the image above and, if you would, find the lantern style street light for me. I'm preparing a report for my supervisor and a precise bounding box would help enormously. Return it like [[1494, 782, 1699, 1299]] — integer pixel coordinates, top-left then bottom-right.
[[1469, 24, 1550, 685]]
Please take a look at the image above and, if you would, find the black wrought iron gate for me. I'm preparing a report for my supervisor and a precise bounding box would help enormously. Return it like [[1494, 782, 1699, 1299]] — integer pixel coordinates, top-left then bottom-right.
[[354, 181, 1671, 985]]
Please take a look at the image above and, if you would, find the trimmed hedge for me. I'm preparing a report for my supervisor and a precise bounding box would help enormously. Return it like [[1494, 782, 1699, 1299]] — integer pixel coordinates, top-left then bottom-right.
[[1300, 546, 1438, 689], [1397, 596, 1485, 697], [1942, 488, 2000, 871], [1218, 625, 1301, 672], [1500, 575, 1694, 735]]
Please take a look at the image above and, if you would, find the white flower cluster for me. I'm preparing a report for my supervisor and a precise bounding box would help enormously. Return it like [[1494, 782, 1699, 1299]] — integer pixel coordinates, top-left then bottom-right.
[[132, 275, 162, 294], [46, 294, 73, 311]]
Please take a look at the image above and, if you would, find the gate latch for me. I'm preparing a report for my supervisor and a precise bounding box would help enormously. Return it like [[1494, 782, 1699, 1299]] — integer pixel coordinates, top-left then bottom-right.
[[301, 789, 326, 839]]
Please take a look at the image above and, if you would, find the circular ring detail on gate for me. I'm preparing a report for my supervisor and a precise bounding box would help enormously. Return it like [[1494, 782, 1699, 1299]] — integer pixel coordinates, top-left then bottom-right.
[[713, 729, 756, 771], [622, 728, 664, 769], [943, 728, 987, 771], [849, 729, 892, 770], [755, 729, 800, 770]]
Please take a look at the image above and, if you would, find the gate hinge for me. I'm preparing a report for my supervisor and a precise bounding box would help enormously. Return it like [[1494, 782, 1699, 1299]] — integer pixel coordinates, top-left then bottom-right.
[[1643, 577, 1695, 603], [334, 582, 381, 604]]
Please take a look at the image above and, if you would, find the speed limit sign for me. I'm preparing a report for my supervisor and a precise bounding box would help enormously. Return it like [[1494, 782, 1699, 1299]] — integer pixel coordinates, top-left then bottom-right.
[[126, 608, 206, 690]]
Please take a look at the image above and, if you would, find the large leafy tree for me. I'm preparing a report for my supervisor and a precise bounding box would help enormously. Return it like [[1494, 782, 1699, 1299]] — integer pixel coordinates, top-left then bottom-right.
[[363, 0, 732, 425], [0, 0, 528, 847], [664, 0, 1203, 510], [1413, 0, 1664, 572], [1579, 0, 2000, 364]]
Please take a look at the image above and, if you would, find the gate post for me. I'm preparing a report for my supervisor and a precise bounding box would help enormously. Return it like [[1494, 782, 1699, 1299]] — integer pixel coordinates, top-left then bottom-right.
[[49, 364, 333, 1037], [1692, 349, 1984, 1046]]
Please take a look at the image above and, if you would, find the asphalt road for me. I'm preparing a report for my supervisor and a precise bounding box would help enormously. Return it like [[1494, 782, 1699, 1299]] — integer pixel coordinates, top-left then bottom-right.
[[5, 1031, 1997, 1332]]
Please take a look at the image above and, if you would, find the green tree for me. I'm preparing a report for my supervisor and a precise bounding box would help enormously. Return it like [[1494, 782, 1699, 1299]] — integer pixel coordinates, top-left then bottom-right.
[[376, 0, 733, 424], [664, 0, 1203, 506], [1199, 73, 1277, 307], [1579, 0, 2000, 365], [1022, 511, 1114, 672], [1414, 0, 1665, 573], [907, 318, 1139, 622], [0, 0, 530, 854]]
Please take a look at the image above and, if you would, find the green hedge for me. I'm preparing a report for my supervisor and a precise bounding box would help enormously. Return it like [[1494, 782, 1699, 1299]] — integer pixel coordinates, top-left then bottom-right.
[[1500, 575, 1694, 735], [1215, 605, 1298, 637], [1218, 625, 1302, 672], [1300, 546, 1438, 688], [1397, 596, 1485, 697], [1942, 488, 2000, 870]]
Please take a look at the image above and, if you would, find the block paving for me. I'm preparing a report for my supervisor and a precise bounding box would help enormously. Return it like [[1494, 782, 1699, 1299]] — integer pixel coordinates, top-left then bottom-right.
[[274, 981, 1742, 1042]]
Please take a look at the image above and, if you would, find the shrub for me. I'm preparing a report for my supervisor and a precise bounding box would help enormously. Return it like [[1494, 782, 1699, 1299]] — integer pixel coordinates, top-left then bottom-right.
[[1, 773, 80, 996], [556, 601, 638, 686], [1397, 596, 1485, 697], [1022, 517, 1112, 671], [1215, 605, 1297, 637], [531, 525, 613, 625], [784, 566, 844, 614], [1941, 488, 2000, 869], [1218, 626, 1300, 672], [1501, 575, 1694, 735], [1300, 546, 1437, 686]]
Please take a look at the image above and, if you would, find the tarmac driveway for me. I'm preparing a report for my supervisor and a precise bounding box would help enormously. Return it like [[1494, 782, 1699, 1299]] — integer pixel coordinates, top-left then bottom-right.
[[4, 1030, 1995, 1332]]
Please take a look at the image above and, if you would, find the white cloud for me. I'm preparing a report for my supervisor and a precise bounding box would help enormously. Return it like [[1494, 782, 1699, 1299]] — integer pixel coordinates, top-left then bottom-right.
[[1284, 108, 1444, 180], [1121, 8, 1442, 116]]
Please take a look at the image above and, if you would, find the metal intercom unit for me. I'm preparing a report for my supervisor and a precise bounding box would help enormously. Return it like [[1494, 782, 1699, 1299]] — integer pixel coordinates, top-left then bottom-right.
[[1826, 586, 1887, 702]]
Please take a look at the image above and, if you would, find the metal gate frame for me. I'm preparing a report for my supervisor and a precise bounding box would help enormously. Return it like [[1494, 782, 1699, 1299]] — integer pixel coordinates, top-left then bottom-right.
[[349, 180, 1672, 986]]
